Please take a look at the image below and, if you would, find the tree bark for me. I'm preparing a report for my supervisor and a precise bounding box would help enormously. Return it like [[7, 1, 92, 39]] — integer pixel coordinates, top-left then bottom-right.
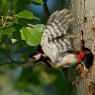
[[65, 0, 95, 95]]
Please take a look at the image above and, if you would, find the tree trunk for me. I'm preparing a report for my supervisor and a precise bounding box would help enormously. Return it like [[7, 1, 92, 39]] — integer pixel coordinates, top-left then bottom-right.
[[65, 0, 95, 95]]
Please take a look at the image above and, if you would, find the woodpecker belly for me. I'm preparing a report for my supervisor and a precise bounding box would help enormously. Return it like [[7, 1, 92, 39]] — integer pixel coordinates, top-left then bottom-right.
[[62, 54, 78, 67], [51, 51, 80, 68]]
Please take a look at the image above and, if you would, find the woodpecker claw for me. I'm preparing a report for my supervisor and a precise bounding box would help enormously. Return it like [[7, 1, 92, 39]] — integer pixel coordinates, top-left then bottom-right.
[[80, 69, 88, 78], [76, 63, 88, 78]]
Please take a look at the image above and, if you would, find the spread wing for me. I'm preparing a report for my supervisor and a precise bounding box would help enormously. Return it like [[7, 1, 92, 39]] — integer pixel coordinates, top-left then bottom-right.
[[41, 9, 75, 65]]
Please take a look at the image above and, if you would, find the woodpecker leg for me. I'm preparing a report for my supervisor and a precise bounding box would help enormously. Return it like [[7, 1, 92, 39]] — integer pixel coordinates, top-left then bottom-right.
[[79, 64, 88, 78], [80, 64, 88, 78], [76, 63, 88, 78]]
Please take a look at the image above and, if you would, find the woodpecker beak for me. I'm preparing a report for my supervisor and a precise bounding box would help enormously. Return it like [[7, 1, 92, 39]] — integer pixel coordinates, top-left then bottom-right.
[[23, 58, 34, 68]]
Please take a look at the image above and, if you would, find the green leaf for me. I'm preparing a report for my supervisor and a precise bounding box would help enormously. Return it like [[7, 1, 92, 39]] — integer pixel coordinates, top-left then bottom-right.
[[32, 0, 43, 5], [20, 24, 44, 46], [16, 10, 38, 20]]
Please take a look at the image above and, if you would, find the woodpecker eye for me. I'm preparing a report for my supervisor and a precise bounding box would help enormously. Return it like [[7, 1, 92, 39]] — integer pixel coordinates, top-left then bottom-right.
[[28, 57, 35, 63], [32, 56, 35, 60]]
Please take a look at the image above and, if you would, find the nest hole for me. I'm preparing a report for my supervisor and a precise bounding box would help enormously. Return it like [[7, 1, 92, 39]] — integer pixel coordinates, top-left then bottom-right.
[[82, 47, 94, 69]]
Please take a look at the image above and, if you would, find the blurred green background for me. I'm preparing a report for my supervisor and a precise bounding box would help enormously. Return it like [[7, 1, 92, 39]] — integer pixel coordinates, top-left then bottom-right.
[[0, 64, 69, 95], [0, 0, 70, 95]]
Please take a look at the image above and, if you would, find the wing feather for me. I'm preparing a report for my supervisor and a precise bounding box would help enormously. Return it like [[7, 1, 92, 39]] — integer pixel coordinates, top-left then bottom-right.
[[41, 9, 74, 64]]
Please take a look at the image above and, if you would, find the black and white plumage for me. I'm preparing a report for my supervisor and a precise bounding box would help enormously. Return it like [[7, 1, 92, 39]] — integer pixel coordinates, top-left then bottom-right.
[[25, 9, 86, 69], [40, 9, 80, 68]]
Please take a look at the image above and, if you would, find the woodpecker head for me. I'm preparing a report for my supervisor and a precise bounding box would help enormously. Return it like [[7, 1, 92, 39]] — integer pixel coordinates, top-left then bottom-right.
[[23, 52, 42, 68], [24, 46, 52, 68]]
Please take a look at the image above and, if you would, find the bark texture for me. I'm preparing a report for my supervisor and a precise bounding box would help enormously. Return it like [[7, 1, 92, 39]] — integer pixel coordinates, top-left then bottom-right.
[[65, 0, 95, 95]]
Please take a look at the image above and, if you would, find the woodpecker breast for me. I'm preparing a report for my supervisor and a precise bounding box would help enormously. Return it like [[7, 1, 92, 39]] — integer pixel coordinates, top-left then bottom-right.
[[40, 9, 78, 68]]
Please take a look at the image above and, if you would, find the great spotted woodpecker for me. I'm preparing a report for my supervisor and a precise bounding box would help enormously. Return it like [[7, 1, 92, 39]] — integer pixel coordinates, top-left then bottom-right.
[[24, 9, 88, 69]]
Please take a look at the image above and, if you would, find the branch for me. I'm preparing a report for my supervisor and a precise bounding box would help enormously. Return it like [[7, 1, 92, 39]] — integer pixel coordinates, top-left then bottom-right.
[[0, 59, 26, 67], [43, 0, 50, 17]]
